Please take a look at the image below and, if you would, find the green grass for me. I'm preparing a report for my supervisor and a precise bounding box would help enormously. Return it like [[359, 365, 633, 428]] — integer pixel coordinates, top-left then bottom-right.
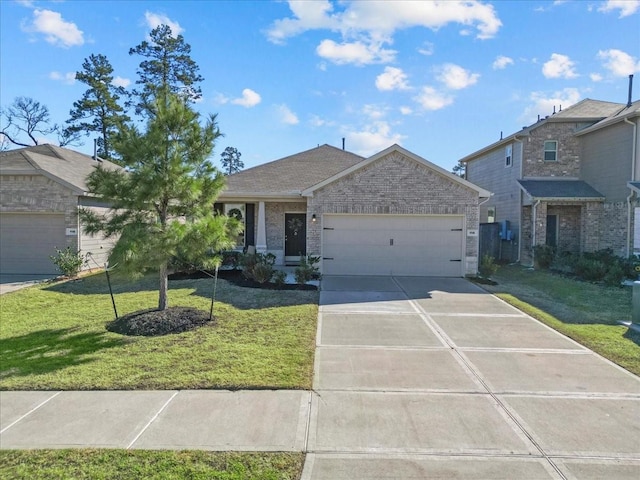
[[0, 273, 318, 390], [0, 450, 304, 480], [484, 265, 640, 375]]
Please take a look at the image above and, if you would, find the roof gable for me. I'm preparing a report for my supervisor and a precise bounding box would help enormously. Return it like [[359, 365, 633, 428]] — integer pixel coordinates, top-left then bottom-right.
[[222, 144, 364, 197], [0, 144, 122, 194], [303, 144, 491, 198]]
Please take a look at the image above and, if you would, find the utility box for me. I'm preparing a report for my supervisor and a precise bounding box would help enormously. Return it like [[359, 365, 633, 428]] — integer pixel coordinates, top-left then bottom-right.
[[633, 281, 640, 324]]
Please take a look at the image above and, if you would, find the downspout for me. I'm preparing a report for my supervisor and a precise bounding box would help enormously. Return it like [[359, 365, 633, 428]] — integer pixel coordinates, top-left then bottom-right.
[[514, 136, 524, 263], [625, 117, 638, 257], [531, 199, 541, 267]]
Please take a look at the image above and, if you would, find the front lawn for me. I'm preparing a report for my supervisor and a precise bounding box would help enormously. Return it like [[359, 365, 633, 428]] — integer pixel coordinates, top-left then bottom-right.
[[0, 450, 304, 480], [483, 265, 640, 375], [0, 273, 318, 390]]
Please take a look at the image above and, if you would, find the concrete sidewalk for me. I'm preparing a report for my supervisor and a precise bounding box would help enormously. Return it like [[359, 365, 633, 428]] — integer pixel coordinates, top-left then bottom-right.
[[1, 275, 639, 479]]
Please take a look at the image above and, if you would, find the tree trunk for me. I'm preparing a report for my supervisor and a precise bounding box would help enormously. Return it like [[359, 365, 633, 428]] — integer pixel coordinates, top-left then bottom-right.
[[158, 262, 168, 310]]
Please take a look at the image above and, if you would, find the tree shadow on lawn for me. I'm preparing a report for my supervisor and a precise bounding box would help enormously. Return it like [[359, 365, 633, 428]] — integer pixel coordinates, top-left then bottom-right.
[[623, 327, 640, 346], [0, 328, 125, 381], [43, 272, 318, 311]]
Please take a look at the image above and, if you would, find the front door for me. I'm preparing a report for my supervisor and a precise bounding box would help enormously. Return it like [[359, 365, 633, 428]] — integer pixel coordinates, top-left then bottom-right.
[[285, 213, 306, 262], [546, 214, 558, 248]]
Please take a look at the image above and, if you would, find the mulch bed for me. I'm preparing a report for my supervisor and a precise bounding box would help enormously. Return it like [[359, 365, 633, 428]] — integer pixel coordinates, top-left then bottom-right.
[[107, 306, 213, 336], [168, 269, 317, 291]]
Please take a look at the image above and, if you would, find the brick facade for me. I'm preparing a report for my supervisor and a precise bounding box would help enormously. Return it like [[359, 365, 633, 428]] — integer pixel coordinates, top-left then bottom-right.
[[0, 174, 78, 250], [522, 122, 582, 178], [305, 151, 481, 275]]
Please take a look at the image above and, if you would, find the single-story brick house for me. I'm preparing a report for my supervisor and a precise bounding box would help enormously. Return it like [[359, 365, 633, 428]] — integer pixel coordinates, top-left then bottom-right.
[[0, 144, 121, 276], [217, 144, 491, 276]]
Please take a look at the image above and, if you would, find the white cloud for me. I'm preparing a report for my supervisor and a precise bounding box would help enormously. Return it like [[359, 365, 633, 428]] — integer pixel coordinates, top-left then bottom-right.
[[316, 39, 395, 65], [24, 9, 84, 48], [598, 0, 640, 17], [437, 63, 480, 90], [267, 1, 501, 66], [231, 88, 262, 108], [144, 11, 184, 36], [520, 87, 582, 123], [400, 106, 413, 115], [277, 104, 299, 125], [597, 49, 640, 77], [590, 72, 603, 82], [376, 66, 410, 91], [414, 86, 454, 110], [343, 121, 406, 157], [112, 76, 131, 88], [418, 41, 434, 56], [542, 53, 578, 79], [362, 104, 388, 120], [493, 55, 514, 70], [49, 71, 76, 85]]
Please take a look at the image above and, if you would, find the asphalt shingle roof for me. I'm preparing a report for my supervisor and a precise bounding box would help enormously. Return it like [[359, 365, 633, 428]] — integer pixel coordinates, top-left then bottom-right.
[[518, 179, 604, 199], [551, 98, 624, 119], [223, 144, 365, 195], [0, 144, 121, 193]]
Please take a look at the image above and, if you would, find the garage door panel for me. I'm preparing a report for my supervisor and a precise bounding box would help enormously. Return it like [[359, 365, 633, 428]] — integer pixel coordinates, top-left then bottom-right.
[[0, 214, 67, 274], [322, 214, 464, 277]]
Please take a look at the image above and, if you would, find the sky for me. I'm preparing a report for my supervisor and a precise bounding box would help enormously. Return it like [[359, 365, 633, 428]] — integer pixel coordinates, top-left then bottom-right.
[[1, 0, 639, 173]]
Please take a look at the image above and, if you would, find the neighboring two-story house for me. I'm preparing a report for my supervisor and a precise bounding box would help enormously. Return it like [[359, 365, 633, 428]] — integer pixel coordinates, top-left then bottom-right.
[[460, 97, 640, 266]]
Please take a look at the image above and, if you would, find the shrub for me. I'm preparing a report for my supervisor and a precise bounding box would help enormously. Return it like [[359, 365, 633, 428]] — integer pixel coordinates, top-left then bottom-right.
[[240, 252, 276, 283], [603, 262, 625, 287], [533, 245, 555, 269], [295, 255, 321, 284], [273, 270, 287, 287], [478, 254, 498, 278], [221, 250, 241, 270], [574, 257, 608, 282], [50, 246, 85, 277]]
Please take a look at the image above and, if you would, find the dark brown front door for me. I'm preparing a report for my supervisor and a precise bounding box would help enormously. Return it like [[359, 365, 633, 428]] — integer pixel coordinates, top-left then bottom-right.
[[285, 213, 306, 259]]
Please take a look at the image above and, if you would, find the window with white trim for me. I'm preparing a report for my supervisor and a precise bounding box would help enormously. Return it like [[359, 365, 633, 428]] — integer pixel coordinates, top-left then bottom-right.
[[505, 144, 512, 167], [487, 206, 496, 223], [544, 140, 558, 161]]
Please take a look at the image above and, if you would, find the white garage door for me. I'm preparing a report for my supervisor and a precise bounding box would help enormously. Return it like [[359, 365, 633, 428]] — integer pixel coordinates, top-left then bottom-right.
[[322, 214, 464, 276], [0, 213, 67, 275]]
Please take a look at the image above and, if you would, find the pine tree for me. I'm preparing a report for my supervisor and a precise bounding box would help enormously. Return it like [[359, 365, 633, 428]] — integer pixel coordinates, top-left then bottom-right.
[[129, 24, 203, 116], [65, 54, 129, 161], [81, 93, 240, 311], [220, 146, 244, 175]]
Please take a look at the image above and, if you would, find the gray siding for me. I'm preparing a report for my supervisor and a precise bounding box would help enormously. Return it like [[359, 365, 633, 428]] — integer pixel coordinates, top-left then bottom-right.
[[580, 122, 634, 202], [465, 141, 522, 260]]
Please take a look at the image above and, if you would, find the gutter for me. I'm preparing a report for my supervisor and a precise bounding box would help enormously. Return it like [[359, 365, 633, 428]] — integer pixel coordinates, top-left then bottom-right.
[[625, 117, 638, 257]]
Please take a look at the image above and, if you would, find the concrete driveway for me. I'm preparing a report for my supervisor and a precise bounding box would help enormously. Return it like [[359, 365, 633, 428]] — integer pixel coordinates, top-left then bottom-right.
[[303, 276, 640, 479], [0, 274, 53, 294]]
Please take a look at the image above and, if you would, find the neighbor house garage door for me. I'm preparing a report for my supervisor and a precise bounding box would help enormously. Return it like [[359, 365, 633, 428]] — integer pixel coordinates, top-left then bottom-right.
[[0, 213, 67, 275], [322, 214, 464, 276]]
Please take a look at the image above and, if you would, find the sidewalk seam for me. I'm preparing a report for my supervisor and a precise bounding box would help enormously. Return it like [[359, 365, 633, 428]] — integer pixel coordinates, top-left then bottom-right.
[[126, 390, 179, 449], [0, 391, 62, 434]]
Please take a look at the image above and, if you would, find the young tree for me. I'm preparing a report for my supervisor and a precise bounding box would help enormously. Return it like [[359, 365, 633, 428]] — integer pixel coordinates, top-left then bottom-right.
[[65, 54, 130, 161], [81, 93, 240, 311], [220, 146, 244, 175], [1, 97, 79, 148], [129, 24, 203, 115]]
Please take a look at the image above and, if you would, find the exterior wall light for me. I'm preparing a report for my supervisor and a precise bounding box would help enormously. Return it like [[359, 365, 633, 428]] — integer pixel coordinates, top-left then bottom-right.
[[311, 214, 317, 223]]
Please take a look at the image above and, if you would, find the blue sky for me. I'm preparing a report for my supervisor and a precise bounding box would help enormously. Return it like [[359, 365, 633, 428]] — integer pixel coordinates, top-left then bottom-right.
[[1, 0, 639, 172]]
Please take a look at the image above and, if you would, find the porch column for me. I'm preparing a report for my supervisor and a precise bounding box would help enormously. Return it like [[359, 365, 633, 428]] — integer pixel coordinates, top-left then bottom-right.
[[256, 201, 267, 253]]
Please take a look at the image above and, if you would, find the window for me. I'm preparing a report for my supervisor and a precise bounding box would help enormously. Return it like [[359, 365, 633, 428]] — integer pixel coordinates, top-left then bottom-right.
[[224, 203, 246, 247], [505, 144, 512, 167], [544, 140, 558, 161], [487, 206, 496, 223]]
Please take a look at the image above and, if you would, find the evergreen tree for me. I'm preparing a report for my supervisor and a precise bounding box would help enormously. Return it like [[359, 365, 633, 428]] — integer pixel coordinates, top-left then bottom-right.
[[81, 93, 240, 311], [65, 54, 130, 161], [129, 24, 203, 115], [220, 146, 244, 175]]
